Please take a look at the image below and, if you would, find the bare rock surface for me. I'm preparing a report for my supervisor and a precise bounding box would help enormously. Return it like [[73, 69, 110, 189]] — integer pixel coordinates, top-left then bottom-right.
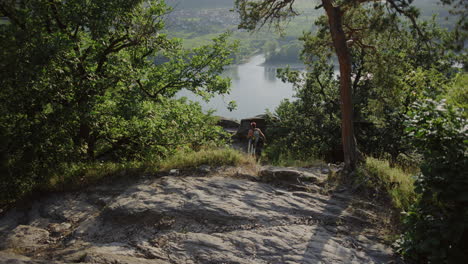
[[259, 166, 324, 184], [0, 166, 400, 264]]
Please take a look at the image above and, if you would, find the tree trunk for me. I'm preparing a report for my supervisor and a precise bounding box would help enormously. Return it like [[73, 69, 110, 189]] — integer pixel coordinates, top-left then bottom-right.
[[77, 122, 95, 161], [321, 0, 357, 171]]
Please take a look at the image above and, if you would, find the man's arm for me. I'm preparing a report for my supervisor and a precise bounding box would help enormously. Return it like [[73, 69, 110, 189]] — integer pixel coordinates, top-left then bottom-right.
[[258, 129, 266, 141]]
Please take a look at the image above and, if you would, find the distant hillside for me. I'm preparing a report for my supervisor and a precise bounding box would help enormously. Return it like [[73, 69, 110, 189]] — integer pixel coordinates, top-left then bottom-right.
[[165, 0, 451, 19], [166, 0, 449, 17], [166, 0, 234, 10], [163, 0, 454, 62], [414, 0, 451, 18]]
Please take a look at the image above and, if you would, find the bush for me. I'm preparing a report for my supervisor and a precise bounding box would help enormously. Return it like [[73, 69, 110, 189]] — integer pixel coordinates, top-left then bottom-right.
[[94, 97, 230, 161], [446, 72, 468, 111], [397, 99, 468, 263]]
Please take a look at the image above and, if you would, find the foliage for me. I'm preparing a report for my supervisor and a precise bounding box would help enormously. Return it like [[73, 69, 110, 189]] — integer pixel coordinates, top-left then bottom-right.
[[0, 0, 236, 204], [397, 99, 468, 263], [445, 72, 468, 112], [93, 97, 229, 161], [264, 13, 456, 164], [266, 5, 460, 163], [356, 157, 416, 210], [340, 6, 459, 162], [438, 0, 467, 51], [263, 57, 341, 163]]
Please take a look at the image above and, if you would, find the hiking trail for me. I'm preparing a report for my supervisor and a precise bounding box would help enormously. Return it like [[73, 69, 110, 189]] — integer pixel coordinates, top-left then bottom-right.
[[0, 165, 401, 264]]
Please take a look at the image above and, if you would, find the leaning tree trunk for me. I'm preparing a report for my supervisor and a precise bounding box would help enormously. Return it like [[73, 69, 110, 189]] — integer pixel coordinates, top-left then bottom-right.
[[322, 0, 357, 171]]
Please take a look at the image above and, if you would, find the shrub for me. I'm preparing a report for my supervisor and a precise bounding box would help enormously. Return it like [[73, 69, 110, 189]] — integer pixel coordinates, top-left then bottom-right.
[[397, 99, 468, 263], [446, 73, 468, 112]]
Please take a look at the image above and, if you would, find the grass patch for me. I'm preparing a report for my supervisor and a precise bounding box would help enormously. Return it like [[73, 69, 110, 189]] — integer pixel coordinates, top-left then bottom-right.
[[44, 148, 254, 192], [158, 148, 255, 171], [1, 147, 255, 209], [0, 148, 257, 209], [265, 153, 325, 168], [44, 161, 148, 192], [356, 157, 417, 210]]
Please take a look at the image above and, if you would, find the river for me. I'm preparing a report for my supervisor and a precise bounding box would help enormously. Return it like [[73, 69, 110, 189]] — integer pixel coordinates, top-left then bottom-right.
[[177, 54, 304, 120]]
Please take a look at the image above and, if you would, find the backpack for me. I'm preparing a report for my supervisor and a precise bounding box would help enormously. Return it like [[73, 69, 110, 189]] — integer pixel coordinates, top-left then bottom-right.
[[252, 129, 260, 141]]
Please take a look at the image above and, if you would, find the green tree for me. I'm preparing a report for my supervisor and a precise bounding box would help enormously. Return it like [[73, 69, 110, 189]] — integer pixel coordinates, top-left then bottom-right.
[[235, 0, 431, 171], [0, 0, 236, 202], [263, 3, 461, 163], [336, 8, 457, 163]]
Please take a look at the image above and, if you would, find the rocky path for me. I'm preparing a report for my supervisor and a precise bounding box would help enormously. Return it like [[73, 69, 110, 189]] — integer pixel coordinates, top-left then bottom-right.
[[0, 166, 400, 264]]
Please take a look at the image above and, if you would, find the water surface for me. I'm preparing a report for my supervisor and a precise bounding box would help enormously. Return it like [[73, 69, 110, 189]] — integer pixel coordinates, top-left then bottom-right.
[[177, 54, 302, 120]]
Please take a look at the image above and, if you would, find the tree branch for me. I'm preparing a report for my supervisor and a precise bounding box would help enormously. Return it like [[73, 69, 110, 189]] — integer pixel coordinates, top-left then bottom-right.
[[48, 0, 66, 31], [0, 3, 26, 30], [315, 75, 338, 107], [95, 36, 129, 74], [153, 49, 219, 96], [136, 79, 158, 99], [386, 0, 428, 43]]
